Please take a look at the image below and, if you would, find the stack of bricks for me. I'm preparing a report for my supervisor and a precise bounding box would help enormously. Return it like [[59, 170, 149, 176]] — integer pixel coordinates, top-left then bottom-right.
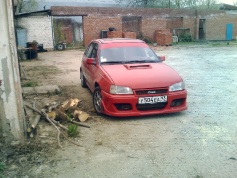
[[122, 32, 137, 39], [107, 31, 123, 38], [154, 30, 172, 46]]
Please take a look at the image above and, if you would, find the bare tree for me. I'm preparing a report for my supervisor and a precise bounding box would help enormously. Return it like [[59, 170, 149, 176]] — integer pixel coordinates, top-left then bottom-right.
[[115, 0, 156, 7], [16, 0, 38, 13], [114, 0, 220, 9], [170, 0, 186, 8], [198, 0, 220, 9]]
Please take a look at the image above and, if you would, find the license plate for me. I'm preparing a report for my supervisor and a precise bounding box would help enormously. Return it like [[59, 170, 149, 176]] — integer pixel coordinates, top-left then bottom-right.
[[138, 96, 167, 104]]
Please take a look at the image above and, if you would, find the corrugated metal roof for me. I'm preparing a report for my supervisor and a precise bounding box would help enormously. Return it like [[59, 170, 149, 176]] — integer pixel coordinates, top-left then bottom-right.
[[15, 10, 51, 17]]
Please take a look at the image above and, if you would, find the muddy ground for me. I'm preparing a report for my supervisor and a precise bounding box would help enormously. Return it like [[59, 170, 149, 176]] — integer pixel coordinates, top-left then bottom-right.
[[2, 43, 237, 178]]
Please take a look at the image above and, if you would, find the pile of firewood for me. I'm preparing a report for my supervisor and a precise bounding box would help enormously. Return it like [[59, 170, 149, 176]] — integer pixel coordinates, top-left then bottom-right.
[[46, 98, 90, 123], [24, 98, 90, 148]]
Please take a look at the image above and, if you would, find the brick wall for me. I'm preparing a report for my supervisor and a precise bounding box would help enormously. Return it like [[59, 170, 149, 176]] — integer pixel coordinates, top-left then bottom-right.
[[123, 32, 137, 38], [141, 17, 167, 42], [183, 18, 196, 40], [83, 16, 122, 47], [61, 19, 73, 44], [17, 16, 54, 49], [51, 6, 237, 46], [170, 17, 183, 29], [205, 14, 237, 40], [51, 6, 197, 18]]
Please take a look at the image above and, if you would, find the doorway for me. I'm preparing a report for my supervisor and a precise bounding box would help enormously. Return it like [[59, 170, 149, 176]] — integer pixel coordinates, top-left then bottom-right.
[[53, 16, 83, 49], [226, 24, 233, 40], [199, 19, 206, 40], [122, 16, 142, 35]]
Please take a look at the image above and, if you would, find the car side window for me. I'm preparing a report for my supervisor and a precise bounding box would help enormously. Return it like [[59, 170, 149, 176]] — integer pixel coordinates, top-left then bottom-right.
[[85, 43, 94, 58], [90, 43, 98, 58]]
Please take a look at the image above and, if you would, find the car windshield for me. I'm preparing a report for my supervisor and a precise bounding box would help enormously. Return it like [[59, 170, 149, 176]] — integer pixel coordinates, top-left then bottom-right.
[[100, 46, 161, 64]]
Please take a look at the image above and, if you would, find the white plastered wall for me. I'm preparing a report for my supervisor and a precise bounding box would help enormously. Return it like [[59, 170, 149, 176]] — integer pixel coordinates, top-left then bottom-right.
[[17, 16, 54, 49], [0, 0, 25, 141]]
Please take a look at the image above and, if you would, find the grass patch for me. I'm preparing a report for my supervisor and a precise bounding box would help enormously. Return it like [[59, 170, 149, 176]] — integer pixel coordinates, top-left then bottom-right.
[[21, 81, 38, 87], [68, 124, 79, 137], [0, 162, 6, 177], [24, 66, 61, 78]]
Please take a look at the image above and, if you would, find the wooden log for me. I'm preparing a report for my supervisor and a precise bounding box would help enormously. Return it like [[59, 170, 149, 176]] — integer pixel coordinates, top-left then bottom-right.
[[57, 110, 90, 128], [31, 114, 41, 129], [24, 103, 63, 148]]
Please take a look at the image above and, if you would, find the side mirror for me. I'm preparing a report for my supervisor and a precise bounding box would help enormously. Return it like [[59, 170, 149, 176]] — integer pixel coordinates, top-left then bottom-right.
[[159, 56, 165, 61], [86, 58, 96, 65]]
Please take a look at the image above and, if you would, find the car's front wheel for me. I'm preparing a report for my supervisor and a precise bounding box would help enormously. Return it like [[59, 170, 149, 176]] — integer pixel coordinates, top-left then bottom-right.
[[93, 87, 103, 115], [80, 71, 87, 88]]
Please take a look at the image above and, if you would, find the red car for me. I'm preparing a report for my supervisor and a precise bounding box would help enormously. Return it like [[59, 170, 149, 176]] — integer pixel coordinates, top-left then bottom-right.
[[80, 38, 187, 117]]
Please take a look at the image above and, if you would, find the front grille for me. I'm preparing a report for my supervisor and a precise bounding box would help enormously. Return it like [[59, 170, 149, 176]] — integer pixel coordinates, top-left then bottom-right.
[[136, 102, 167, 111], [135, 89, 168, 95]]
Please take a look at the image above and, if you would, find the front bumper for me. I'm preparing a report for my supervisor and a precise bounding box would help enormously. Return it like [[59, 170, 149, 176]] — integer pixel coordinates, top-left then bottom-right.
[[100, 90, 187, 117]]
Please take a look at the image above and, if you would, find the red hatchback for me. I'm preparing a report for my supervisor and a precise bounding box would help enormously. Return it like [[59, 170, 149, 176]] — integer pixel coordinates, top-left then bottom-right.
[[80, 38, 187, 117]]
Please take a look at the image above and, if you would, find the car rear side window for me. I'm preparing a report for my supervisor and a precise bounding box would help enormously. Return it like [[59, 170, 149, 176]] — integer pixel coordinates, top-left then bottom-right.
[[85, 43, 98, 59], [90, 44, 98, 58], [85, 43, 94, 57]]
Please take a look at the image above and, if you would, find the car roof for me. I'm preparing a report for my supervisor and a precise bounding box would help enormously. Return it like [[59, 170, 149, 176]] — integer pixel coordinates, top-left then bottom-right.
[[96, 38, 145, 44]]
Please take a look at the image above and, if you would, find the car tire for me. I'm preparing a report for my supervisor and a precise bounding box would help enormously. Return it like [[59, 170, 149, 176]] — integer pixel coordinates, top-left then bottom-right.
[[80, 71, 87, 88], [93, 87, 103, 115], [56, 43, 65, 51]]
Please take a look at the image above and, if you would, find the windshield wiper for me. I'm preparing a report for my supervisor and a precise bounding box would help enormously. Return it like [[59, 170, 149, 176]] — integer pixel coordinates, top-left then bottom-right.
[[101, 61, 126, 65], [125, 60, 159, 64]]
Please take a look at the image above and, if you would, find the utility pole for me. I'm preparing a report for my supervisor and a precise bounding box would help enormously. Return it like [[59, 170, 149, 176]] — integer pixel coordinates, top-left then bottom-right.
[[0, 0, 25, 143]]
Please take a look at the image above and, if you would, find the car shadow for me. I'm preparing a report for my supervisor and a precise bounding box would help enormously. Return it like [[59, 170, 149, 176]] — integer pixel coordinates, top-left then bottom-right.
[[102, 111, 186, 122]]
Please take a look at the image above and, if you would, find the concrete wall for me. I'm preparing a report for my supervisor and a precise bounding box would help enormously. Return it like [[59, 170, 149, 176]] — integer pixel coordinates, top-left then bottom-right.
[[17, 16, 54, 48], [0, 0, 25, 142]]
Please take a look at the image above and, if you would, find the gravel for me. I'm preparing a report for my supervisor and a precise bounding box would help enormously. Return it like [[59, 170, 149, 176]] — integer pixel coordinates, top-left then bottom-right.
[[20, 45, 237, 178]]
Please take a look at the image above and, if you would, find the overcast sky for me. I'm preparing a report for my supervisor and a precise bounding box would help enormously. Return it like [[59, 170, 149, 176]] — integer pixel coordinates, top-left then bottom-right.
[[42, 0, 235, 5], [220, 0, 235, 4], [37, 0, 236, 10]]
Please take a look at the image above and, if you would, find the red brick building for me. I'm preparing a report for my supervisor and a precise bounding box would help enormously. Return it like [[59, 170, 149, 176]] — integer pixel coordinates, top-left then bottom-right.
[[51, 6, 237, 47]]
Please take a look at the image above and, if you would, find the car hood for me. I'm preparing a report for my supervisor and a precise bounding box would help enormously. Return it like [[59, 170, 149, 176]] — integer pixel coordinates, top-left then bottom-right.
[[101, 63, 182, 89]]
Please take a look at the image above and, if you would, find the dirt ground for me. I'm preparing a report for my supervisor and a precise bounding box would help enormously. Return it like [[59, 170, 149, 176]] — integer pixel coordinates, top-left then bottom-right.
[[2, 43, 237, 178]]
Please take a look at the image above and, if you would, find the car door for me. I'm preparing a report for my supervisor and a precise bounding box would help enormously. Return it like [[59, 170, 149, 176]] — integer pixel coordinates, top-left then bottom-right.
[[82, 42, 94, 86], [84, 42, 99, 90]]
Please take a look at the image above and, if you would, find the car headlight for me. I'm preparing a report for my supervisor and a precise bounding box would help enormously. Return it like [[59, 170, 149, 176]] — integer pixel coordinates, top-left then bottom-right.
[[110, 85, 133, 94], [169, 81, 185, 92]]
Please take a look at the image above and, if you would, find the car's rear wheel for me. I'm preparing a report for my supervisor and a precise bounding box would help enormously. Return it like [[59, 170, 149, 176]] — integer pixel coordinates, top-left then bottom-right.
[[80, 71, 87, 88], [93, 87, 103, 115]]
